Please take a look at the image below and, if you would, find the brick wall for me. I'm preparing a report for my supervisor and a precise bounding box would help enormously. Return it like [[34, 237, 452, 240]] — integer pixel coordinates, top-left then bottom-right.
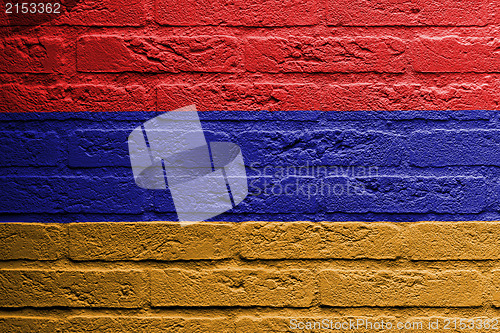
[[2, 221, 500, 332], [3, 111, 500, 223], [1, 0, 500, 112], [2, 0, 500, 332]]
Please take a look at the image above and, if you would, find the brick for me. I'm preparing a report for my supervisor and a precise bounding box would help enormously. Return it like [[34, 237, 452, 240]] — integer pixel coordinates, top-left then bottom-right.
[[491, 270, 500, 307], [0, 177, 145, 214], [0, 317, 63, 333], [240, 222, 401, 260], [418, 83, 499, 110], [56, 0, 146, 26], [320, 270, 484, 307], [69, 222, 236, 261], [245, 37, 406, 73], [328, 0, 490, 26], [237, 176, 320, 213], [157, 83, 322, 111], [155, 0, 318, 26], [68, 317, 234, 333], [0, 37, 65, 73], [77, 35, 241, 73], [68, 317, 151, 333], [0, 269, 147, 308], [404, 222, 500, 260], [326, 83, 422, 111], [322, 176, 488, 213], [412, 37, 500, 73], [68, 130, 130, 167], [237, 130, 404, 166], [325, 83, 497, 111], [0, 131, 60, 166], [0, 84, 148, 112], [410, 130, 500, 167], [0, 223, 67, 260], [151, 269, 314, 307], [0, 0, 145, 26]]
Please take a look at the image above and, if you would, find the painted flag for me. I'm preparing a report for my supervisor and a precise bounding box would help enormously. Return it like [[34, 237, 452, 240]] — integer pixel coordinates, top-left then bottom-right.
[[1, 109, 499, 223]]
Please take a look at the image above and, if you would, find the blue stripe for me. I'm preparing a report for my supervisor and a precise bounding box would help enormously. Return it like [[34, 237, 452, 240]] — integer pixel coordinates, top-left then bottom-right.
[[0, 110, 499, 222]]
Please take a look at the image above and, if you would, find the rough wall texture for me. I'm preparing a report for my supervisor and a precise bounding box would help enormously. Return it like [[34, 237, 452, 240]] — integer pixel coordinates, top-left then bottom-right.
[[1, 0, 500, 332], [1, 0, 500, 112], [3, 111, 500, 223], [3, 221, 500, 332]]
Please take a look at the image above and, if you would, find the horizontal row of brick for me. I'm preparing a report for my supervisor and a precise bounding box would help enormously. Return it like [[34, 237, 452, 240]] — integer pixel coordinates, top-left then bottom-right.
[[1, 0, 498, 27], [0, 176, 493, 214], [0, 267, 494, 309], [158, 82, 500, 112], [4, 315, 500, 333], [0, 267, 494, 307], [2, 36, 500, 74], [2, 222, 500, 261], [2, 82, 498, 112], [5, 127, 500, 167], [4, 117, 500, 214]]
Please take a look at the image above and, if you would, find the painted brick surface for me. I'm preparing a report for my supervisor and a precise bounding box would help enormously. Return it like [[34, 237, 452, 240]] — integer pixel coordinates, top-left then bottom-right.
[[0, 37, 65, 73], [2, 0, 500, 331], [237, 129, 405, 166], [239, 221, 401, 259], [77, 36, 241, 73], [0, 177, 144, 214], [5, 222, 500, 262], [0, 223, 67, 260], [151, 268, 315, 307], [328, 0, 491, 26], [157, 83, 322, 111], [2, 111, 500, 222], [319, 270, 485, 307], [56, 0, 146, 26], [68, 317, 233, 333], [410, 130, 500, 166], [0, 84, 148, 113], [412, 37, 500, 73], [68, 130, 131, 167], [0, 317, 63, 333], [491, 270, 500, 307], [0, 222, 499, 330], [0, 131, 60, 166], [69, 222, 236, 260], [325, 83, 499, 111], [403, 222, 500, 260], [322, 176, 488, 213], [155, 0, 319, 26], [0, 269, 147, 308], [245, 37, 406, 73]]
